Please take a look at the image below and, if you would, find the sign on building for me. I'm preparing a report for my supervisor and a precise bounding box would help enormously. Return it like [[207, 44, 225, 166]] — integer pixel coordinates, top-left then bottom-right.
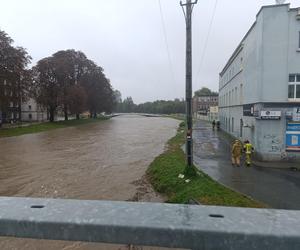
[[292, 107, 300, 121], [243, 104, 254, 116], [286, 122, 300, 151], [209, 106, 219, 113], [260, 111, 281, 120]]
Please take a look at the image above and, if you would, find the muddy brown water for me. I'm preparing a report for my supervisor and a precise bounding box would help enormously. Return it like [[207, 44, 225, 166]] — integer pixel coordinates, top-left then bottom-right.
[[0, 115, 183, 250]]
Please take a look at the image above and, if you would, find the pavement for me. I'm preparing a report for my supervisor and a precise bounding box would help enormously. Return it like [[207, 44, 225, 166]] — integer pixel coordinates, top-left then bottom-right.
[[193, 120, 300, 210]]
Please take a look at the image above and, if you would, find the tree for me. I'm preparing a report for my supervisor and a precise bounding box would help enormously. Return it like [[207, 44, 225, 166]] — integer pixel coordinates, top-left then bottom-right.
[[51, 50, 90, 121], [113, 90, 122, 104], [80, 63, 114, 117], [33, 50, 114, 121], [194, 87, 218, 97], [67, 85, 87, 119], [32, 57, 60, 122], [122, 97, 135, 113], [113, 90, 122, 112], [0, 29, 32, 122]]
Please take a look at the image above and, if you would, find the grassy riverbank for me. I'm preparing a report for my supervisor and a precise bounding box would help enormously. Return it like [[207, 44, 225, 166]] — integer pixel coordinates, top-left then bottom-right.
[[0, 117, 109, 138], [147, 122, 266, 208]]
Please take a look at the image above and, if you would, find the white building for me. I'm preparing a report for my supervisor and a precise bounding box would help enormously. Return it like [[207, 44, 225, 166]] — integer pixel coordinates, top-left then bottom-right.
[[219, 4, 300, 162], [21, 98, 47, 122]]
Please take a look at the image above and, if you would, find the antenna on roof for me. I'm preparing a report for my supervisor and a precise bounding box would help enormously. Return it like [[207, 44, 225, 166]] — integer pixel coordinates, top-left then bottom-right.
[[275, 0, 286, 4]]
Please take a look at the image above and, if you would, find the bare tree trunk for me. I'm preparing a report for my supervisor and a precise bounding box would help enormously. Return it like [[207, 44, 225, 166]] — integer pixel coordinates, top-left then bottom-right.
[[64, 104, 68, 121], [49, 108, 55, 122]]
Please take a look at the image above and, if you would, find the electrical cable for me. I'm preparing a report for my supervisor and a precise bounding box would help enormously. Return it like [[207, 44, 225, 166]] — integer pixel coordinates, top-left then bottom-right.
[[158, 0, 177, 85], [195, 0, 218, 87]]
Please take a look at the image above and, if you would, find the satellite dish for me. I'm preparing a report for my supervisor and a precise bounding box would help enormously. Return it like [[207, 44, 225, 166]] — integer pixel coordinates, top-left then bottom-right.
[[275, 0, 286, 4]]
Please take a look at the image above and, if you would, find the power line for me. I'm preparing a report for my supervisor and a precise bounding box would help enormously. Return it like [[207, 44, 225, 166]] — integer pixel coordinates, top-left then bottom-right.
[[158, 0, 177, 85], [195, 0, 218, 87]]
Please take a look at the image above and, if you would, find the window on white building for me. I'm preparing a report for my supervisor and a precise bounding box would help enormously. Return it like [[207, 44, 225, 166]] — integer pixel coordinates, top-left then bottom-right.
[[240, 84, 243, 104], [288, 74, 300, 99], [231, 89, 235, 105], [234, 87, 237, 104]]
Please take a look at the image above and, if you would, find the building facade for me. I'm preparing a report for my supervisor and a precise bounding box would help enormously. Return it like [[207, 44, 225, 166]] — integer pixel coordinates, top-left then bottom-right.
[[0, 79, 47, 123], [193, 95, 218, 116], [219, 4, 300, 162], [21, 98, 47, 122]]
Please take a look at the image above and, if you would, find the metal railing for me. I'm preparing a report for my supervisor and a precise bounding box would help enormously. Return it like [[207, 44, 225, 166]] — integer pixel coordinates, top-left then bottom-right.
[[0, 196, 300, 250]]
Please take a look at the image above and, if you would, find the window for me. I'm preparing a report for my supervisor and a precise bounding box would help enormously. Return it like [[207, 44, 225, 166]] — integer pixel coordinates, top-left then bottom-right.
[[240, 84, 243, 104], [29, 114, 32, 119], [288, 74, 300, 99], [297, 85, 300, 99], [289, 74, 296, 82], [235, 87, 238, 104], [289, 85, 295, 98], [29, 105, 32, 110]]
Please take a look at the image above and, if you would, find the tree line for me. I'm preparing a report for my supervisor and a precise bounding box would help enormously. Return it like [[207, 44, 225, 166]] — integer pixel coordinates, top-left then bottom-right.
[[0, 29, 115, 122], [114, 95, 185, 115]]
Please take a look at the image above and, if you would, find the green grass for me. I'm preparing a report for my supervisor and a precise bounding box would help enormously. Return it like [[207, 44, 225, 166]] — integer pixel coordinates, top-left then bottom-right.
[[147, 121, 267, 208], [0, 117, 109, 138]]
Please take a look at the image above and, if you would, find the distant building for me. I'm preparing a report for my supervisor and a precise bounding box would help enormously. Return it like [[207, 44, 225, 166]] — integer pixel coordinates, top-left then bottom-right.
[[218, 4, 300, 162], [193, 95, 218, 116], [21, 98, 47, 122], [0, 80, 21, 123], [0, 79, 47, 123]]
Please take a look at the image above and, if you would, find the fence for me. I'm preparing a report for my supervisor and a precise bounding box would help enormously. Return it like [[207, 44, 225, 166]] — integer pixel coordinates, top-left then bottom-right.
[[0, 196, 300, 249]]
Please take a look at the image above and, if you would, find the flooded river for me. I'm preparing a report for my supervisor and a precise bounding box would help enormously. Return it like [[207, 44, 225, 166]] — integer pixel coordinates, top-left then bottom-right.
[[0, 115, 180, 249]]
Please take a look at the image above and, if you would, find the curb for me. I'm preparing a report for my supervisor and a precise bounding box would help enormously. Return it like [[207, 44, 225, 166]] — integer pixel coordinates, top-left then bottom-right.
[[252, 161, 300, 170]]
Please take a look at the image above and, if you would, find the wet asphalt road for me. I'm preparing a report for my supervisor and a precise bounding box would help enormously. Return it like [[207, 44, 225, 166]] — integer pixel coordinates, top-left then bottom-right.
[[193, 120, 300, 210]]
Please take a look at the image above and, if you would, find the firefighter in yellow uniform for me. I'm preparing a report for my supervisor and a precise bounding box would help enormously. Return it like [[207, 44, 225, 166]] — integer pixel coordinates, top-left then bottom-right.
[[231, 140, 243, 167], [243, 140, 254, 166]]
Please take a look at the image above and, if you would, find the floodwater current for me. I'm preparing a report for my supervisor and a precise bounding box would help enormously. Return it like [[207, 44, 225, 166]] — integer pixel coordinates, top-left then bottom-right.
[[0, 115, 180, 250]]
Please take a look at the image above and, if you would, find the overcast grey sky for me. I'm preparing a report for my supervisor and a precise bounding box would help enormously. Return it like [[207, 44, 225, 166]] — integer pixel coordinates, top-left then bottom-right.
[[0, 0, 299, 103]]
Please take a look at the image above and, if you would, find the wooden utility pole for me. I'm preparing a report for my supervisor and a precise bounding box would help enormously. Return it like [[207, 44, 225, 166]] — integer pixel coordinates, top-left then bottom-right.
[[180, 0, 197, 167]]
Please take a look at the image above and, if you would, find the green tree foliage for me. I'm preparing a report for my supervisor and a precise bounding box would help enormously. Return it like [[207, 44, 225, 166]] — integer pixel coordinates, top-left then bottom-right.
[[115, 98, 185, 114], [51, 50, 90, 120], [0, 29, 31, 121], [194, 87, 218, 97], [67, 85, 87, 120], [32, 57, 60, 122], [33, 50, 114, 121], [79, 63, 114, 117]]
